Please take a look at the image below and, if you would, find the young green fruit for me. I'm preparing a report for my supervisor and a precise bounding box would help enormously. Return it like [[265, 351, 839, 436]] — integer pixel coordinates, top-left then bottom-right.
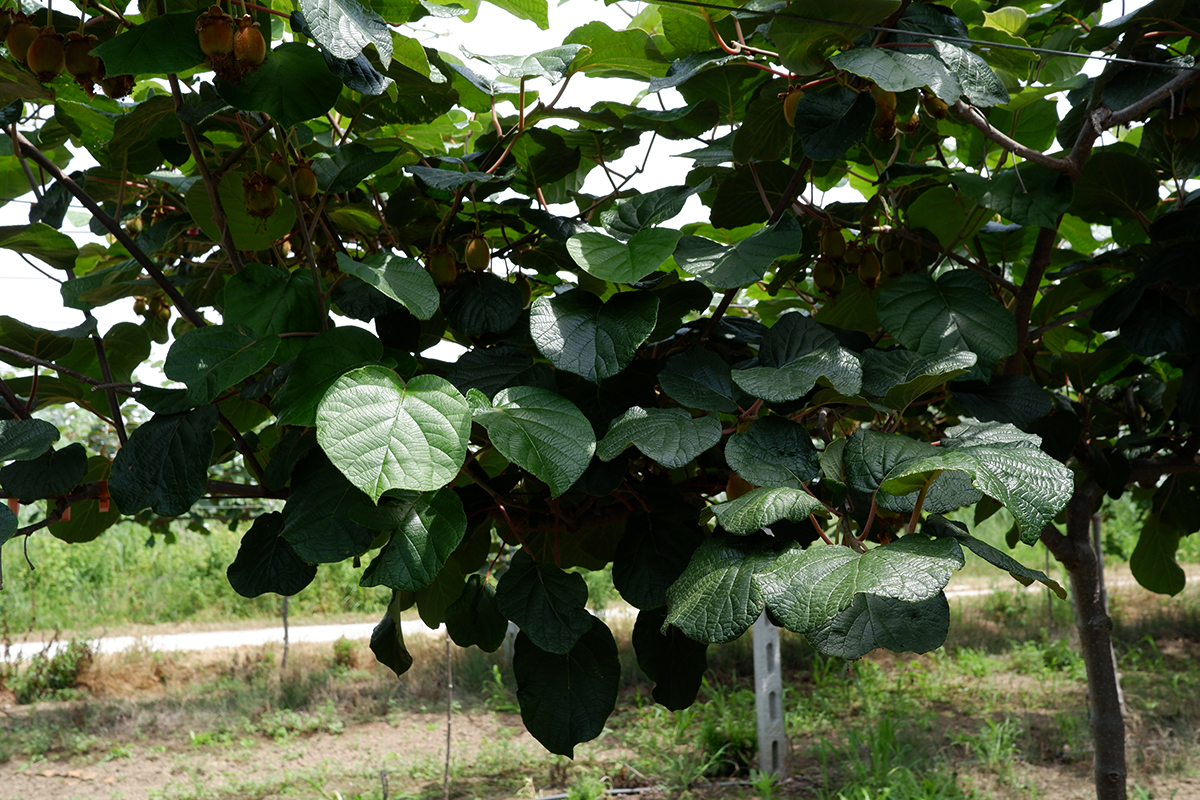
[[64, 31, 101, 82], [1165, 115, 1200, 143], [859, 251, 882, 285], [0, 9, 15, 41], [813, 261, 843, 295], [781, 87, 803, 127], [243, 171, 278, 218], [292, 165, 318, 200], [233, 15, 266, 69], [196, 5, 234, 60], [6, 14, 38, 64], [426, 246, 458, 286], [263, 154, 287, 185], [513, 274, 532, 308], [26, 27, 66, 83], [920, 92, 949, 120], [100, 73, 134, 99], [842, 243, 861, 267], [858, 250, 881, 288], [882, 249, 905, 277], [819, 228, 846, 260], [464, 235, 490, 272]]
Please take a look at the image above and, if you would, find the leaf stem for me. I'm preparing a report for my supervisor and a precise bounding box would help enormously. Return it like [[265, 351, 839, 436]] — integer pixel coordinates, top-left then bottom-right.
[[90, 331, 128, 445], [905, 481, 932, 536]]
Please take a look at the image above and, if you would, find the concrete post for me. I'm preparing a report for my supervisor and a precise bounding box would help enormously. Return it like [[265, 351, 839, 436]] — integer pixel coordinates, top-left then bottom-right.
[[752, 612, 787, 776]]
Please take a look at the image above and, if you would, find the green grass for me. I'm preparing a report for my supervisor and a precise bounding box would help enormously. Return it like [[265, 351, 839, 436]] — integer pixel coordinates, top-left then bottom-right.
[[0, 520, 390, 634]]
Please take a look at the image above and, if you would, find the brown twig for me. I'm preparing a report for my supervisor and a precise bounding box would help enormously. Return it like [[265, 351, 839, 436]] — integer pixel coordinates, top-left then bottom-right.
[[91, 332, 128, 445]]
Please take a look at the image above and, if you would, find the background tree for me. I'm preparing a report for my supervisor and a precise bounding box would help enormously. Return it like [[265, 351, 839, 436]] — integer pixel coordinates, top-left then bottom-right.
[[1, 1, 1197, 799]]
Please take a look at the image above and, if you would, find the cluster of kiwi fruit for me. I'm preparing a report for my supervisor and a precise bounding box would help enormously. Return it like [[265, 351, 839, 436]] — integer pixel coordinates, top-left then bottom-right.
[[812, 226, 925, 296], [1, 8, 133, 97]]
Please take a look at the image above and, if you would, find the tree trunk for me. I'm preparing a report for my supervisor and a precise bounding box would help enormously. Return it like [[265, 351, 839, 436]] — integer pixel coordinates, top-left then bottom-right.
[[1042, 479, 1126, 800]]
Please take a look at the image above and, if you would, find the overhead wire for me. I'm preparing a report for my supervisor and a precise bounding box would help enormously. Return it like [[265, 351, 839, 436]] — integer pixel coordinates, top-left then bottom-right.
[[645, 0, 1200, 71]]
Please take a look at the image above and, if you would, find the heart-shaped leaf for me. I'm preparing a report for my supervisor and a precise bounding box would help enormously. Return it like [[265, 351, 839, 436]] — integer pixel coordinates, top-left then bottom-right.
[[726, 417, 820, 489], [317, 366, 471, 501], [335, 252, 439, 320], [597, 407, 721, 469], [497, 550, 592, 654], [360, 489, 467, 592], [530, 289, 659, 383], [567, 228, 682, 284], [711, 487, 826, 535], [164, 324, 280, 405], [472, 386, 596, 497]]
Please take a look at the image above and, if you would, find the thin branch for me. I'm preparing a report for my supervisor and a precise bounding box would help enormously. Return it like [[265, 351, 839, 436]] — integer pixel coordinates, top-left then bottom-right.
[[1029, 302, 1104, 339], [10, 130, 208, 329], [1006, 225, 1058, 373], [90, 331, 128, 445], [218, 411, 268, 486], [0, 344, 129, 390], [169, 74, 245, 274], [9, 123, 43, 201], [767, 157, 812, 225], [0, 376, 32, 419], [214, 118, 276, 179], [951, 100, 1073, 173]]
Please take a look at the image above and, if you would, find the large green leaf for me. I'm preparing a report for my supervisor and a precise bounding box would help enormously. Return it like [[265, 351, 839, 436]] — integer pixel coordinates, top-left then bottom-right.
[[335, 252, 439, 320], [226, 512, 318, 598], [416, 555, 467, 627], [1131, 513, 1186, 596], [279, 451, 377, 564], [371, 593, 414, 677], [924, 514, 1065, 597], [530, 289, 659, 383], [496, 550, 592, 654], [806, 593, 950, 659], [732, 348, 862, 401], [90, 11, 206, 75], [221, 263, 323, 360], [0, 443, 87, 500], [657, 348, 739, 413], [0, 223, 78, 272], [514, 616, 620, 757], [566, 228, 682, 284], [831, 47, 961, 102], [0, 419, 60, 462], [760, 535, 963, 634], [932, 41, 1008, 107], [564, 21, 668, 79], [0, 316, 95, 367], [601, 183, 708, 240], [792, 86, 877, 161], [664, 537, 780, 643], [316, 366, 471, 500], [860, 350, 977, 412], [472, 386, 595, 498], [217, 44, 343, 129], [674, 217, 803, 288], [164, 325, 280, 405], [725, 417, 820, 489], [844, 428, 982, 515], [312, 143, 402, 193], [484, 0, 549, 29], [360, 489, 467, 591], [612, 491, 704, 609], [273, 327, 383, 427], [109, 407, 217, 517], [771, 0, 902, 75], [711, 487, 826, 535], [952, 164, 1074, 229], [0, 502, 15, 549], [877, 271, 1017, 379], [462, 45, 585, 83], [596, 407, 721, 470], [445, 574, 508, 652], [632, 607, 708, 711], [301, 0, 394, 66], [879, 421, 1074, 543], [442, 272, 525, 336]]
